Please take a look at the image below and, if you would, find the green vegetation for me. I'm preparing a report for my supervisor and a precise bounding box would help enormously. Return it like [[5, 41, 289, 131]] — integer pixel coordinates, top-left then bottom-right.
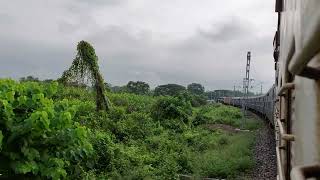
[[0, 80, 92, 179], [59, 41, 110, 111], [187, 83, 205, 95], [154, 84, 186, 96], [126, 81, 150, 95], [0, 79, 262, 179]]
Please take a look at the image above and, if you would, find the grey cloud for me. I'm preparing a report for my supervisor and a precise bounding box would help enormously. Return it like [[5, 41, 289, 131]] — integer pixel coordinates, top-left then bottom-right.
[[198, 18, 253, 43], [75, 0, 126, 6], [58, 15, 98, 34], [0, 37, 74, 80], [0, 0, 276, 92], [58, 21, 79, 34], [0, 13, 14, 24], [0, 21, 274, 90], [66, 0, 127, 15]]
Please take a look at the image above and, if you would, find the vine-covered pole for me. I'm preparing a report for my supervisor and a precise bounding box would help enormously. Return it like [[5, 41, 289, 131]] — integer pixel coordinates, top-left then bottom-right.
[[60, 41, 111, 111]]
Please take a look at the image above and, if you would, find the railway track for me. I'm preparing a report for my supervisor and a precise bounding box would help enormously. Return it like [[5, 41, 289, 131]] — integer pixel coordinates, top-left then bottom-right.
[[220, 1, 320, 179], [247, 112, 277, 180]]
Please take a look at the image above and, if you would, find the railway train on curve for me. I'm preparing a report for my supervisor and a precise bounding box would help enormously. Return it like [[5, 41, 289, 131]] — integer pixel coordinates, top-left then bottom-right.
[[222, 85, 276, 126], [223, 1, 320, 180]]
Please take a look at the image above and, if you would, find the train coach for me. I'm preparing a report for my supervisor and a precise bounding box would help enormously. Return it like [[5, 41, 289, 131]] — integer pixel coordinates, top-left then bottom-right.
[[224, 0, 320, 179], [223, 85, 276, 126]]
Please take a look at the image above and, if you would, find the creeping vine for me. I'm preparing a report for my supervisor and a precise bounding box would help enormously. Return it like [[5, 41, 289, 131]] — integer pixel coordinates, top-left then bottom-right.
[[60, 41, 111, 111]]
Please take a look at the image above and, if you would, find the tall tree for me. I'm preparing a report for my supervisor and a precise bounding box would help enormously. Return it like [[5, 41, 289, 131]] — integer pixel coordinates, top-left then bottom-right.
[[154, 84, 186, 96], [187, 83, 205, 95], [126, 81, 150, 95], [59, 41, 111, 111]]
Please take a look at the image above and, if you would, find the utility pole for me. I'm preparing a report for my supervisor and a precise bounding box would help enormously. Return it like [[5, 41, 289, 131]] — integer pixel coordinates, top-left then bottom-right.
[[242, 51, 251, 128]]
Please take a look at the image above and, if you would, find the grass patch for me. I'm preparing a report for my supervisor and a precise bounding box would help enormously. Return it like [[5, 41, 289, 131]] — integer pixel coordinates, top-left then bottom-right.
[[177, 128, 256, 179]]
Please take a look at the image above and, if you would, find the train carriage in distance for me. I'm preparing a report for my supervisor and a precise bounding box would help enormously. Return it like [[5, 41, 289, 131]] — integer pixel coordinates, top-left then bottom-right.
[[223, 85, 276, 126], [225, 0, 320, 179]]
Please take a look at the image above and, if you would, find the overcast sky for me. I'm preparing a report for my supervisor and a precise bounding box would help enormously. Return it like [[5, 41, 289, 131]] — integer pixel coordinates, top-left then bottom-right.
[[0, 0, 277, 92]]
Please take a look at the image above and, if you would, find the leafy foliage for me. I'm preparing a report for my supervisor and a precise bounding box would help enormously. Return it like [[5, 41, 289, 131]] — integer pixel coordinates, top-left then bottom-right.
[[151, 96, 191, 121], [108, 92, 155, 113], [126, 81, 150, 95], [192, 104, 244, 126], [59, 41, 110, 111], [154, 84, 186, 96], [187, 83, 205, 95], [0, 79, 93, 179], [0, 80, 259, 179]]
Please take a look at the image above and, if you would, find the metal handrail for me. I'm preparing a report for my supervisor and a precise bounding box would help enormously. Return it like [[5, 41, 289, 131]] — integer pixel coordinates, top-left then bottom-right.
[[278, 83, 295, 96], [277, 118, 295, 141], [277, 146, 285, 180]]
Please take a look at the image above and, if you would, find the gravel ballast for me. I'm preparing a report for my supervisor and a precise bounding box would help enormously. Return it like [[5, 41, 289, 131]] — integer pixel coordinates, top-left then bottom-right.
[[249, 118, 277, 180]]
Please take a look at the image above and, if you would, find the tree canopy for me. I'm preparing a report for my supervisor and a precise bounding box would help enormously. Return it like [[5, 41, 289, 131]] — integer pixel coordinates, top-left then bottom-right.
[[154, 84, 186, 96], [187, 83, 205, 95], [126, 81, 150, 95]]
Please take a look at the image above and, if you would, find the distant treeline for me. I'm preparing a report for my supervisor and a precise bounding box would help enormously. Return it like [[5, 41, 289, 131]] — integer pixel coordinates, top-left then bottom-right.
[[19, 76, 252, 101]]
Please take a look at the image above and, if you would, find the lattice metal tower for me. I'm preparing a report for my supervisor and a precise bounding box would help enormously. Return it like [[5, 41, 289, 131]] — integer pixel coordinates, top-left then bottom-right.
[[244, 51, 251, 95], [242, 51, 251, 117]]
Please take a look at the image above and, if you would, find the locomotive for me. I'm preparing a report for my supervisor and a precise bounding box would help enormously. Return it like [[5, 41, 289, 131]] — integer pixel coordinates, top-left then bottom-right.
[[223, 1, 320, 179]]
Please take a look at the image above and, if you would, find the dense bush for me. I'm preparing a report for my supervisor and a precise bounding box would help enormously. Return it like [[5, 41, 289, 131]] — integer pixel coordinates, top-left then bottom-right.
[[0, 80, 259, 179], [151, 96, 192, 131], [54, 85, 94, 102], [190, 94, 207, 107], [192, 107, 211, 126], [152, 96, 192, 121], [109, 111, 160, 141], [0, 80, 93, 179], [90, 131, 114, 172], [108, 92, 155, 113], [195, 104, 244, 127]]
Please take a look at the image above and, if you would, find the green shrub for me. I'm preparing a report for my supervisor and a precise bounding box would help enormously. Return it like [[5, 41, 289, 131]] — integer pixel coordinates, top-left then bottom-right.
[[0, 79, 258, 179], [109, 143, 155, 179], [197, 104, 244, 127], [54, 85, 94, 102], [192, 107, 211, 126], [151, 96, 192, 128], [190, 94, 207, 107], [112, 112, 159, 141], [108, 93, 155, 113], [90, 131, 115, 172], [0, 80, 93, 179]]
